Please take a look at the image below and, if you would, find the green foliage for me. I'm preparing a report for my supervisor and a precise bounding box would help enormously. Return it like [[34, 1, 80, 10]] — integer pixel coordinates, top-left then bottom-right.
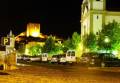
[[72, 32, 81, 49], [63, 32, 81, 52], [98, 21, 120, 51], [42, 36, 55, 53], [63, 38, 73, 52], [83, 32, 97, 51], [42, 35, 63, 55], [98, 35, 112, 51], [29, 44, 41, 56]]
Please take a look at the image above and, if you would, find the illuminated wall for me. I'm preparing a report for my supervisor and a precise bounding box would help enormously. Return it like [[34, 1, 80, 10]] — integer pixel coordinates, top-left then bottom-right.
[[92, 0, 104, 10], [25, 42, 45, 55], [105, 14, 120, 25], [93, 14, 103, 34], [81, 0, 120, 36], [81, 15, 90, 37], [27, 23, 40, 37]]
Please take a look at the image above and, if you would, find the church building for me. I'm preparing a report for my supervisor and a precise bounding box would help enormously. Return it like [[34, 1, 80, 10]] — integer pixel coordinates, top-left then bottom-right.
[[81, 0, 120, 37]]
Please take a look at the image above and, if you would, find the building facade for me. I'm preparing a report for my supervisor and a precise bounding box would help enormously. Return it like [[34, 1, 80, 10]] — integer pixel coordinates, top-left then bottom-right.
[[81, 0, 120, 37], [27, 23, 40, 37]]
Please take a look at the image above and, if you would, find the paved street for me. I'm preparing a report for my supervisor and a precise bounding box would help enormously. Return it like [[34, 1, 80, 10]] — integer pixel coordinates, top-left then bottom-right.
[[0, 62, 120, 83]]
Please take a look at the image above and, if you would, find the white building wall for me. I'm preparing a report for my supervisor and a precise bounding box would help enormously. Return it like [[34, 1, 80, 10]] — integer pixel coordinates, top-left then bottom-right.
[[81, 15, 90, 36], [93, 1, 103, 10], [105, 15, 120, 25], [93, 14, 103, 34]]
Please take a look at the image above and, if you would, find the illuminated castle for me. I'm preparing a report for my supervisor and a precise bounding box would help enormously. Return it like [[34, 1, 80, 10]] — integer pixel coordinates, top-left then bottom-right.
[[15, 23, 62, 55], [27, 23, 40, 37], [16, 23, 47, 42]]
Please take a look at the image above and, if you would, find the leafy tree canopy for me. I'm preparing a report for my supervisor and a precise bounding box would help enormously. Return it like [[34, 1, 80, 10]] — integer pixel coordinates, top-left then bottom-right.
[[98, 20, 120, 51], [63, 32, 81, 52], [83, 32, 97, 51], [42, 35, 63, 55], [29, 44, 41, 56]]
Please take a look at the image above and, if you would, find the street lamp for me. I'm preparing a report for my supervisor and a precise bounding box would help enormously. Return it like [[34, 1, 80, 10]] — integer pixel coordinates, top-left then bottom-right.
[[104, 36, 110, 43], [104, 36, 110, 53]]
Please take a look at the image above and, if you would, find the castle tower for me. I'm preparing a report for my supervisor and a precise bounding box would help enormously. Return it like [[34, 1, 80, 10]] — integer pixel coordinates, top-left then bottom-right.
[[27, 23, 40, 37]]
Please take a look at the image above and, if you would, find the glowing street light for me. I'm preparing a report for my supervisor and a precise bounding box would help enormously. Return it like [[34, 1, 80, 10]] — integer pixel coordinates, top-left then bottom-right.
[[104, 36, 110, 43], [104, 36, 110, 53]]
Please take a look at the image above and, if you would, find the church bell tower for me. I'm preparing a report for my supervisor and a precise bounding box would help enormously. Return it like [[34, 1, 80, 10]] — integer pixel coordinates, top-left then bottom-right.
[[81, 0, 106, 36]]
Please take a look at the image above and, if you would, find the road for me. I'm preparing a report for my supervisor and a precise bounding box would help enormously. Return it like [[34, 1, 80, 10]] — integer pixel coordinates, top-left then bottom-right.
[[0, 62, 120, 83]]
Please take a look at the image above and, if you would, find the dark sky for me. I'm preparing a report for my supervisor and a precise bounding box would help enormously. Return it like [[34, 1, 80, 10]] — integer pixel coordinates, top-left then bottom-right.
[[0, 0, 120, 38]]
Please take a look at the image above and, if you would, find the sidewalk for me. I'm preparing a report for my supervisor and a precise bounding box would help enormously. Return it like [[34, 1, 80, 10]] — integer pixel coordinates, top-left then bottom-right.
[[88, 67, 120, 72]]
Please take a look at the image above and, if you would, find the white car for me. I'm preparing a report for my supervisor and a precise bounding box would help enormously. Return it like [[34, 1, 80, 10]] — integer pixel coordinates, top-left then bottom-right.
[[59, 54, 66, 63], [30, 57, 41, 62], [21, 56, 30, 61], [51, 55, 59, 63], [41, 53, 48, 62], [66, 50, 76, 63]]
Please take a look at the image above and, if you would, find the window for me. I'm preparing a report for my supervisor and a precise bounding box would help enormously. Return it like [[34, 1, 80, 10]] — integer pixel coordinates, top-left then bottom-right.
[[96, 32, 99, 35], [97, 15, 99, 19]]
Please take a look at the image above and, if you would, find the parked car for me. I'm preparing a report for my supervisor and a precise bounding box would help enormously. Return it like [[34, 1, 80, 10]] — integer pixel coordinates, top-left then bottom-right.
[[21, 55, 30, 61], [80, 52, 97, 64], [58, 54, 66, 64], [29, 56, 41, 62], [41, 53, 48, 62], [51, 50, 76, 64], [51, 55, 59, 63], [66, 50, 76, 63], [81, 52, 120, 67], [98, 53, 120, 67]]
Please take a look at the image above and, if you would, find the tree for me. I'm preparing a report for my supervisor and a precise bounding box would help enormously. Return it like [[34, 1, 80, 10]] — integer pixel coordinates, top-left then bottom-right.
[[29, 44, 41, 56], [63, 32, 81, 52], [42, 35, 63, 55], [42, 35, 56, 53], [72, 32, 81, 49], [83, 32, 97, 52], [63, 38, 73, 52], [98, 21, 120, 51], [97, 33, 112, 51]]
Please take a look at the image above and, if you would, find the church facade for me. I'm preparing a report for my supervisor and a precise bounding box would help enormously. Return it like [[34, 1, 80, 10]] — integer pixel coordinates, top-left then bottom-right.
[[81, 0, 120, 37]]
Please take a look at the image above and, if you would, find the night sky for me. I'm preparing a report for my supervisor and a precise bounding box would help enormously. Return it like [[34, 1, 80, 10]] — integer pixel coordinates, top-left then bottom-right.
[[0, 0, 120, 39]]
